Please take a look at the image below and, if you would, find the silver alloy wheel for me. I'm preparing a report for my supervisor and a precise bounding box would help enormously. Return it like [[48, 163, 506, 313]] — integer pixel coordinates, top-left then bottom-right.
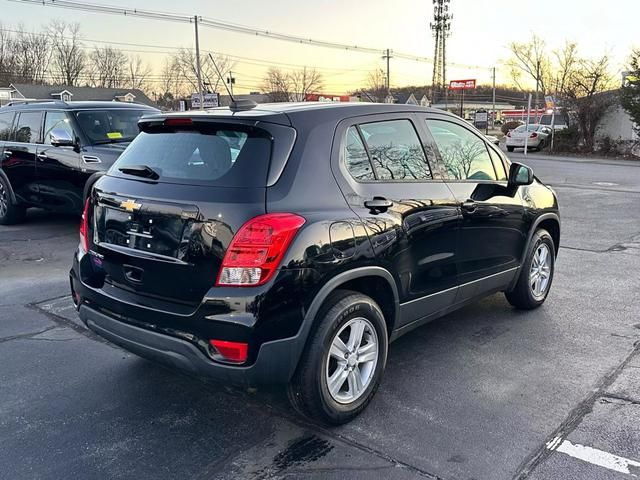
[[530, 243, 552, 298], [0, 182, 7, 218], [325, 317, 379, 404]]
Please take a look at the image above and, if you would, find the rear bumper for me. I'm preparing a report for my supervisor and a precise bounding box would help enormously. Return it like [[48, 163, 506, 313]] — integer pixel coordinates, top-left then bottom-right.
[[79, 303, 301, 385], [70, 250, 316, 386]]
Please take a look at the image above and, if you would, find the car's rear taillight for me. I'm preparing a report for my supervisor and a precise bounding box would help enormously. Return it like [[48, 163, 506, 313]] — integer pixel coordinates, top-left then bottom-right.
[[216, 213, 305, 287], [79, 198, 90, 253], [530, 132, 538, 138]]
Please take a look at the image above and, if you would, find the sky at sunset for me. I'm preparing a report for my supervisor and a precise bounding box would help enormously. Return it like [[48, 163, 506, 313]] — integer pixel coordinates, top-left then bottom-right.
[[3, 0, 638, 94]]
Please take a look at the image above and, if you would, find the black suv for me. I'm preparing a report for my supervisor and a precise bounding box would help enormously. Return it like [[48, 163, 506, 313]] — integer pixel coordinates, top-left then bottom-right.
[[0, 100, 158, 224], [70, 103, 560, 424]]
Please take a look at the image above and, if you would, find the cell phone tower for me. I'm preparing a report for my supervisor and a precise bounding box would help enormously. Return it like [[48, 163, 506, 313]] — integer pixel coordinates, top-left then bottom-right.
[[430, 0, 452, 103]]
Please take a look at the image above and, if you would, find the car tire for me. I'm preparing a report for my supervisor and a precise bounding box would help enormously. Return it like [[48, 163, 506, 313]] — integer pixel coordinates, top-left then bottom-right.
[[0, 175, 26, 225], [507, 146, 515, 152], [287, 289, 388, 425], [505, 229, 555, 310]]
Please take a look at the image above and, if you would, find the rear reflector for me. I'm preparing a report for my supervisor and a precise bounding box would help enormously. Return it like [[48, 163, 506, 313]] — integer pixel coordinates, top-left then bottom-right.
[[79, 198, 90, 253], [164, 117, 193, 127], [216, 213, 305, 287], [210, 340, 248, 363]]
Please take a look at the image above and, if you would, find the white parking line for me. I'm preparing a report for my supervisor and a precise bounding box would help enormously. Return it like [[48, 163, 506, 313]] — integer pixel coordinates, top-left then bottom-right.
[[546, 437, 640, 476]]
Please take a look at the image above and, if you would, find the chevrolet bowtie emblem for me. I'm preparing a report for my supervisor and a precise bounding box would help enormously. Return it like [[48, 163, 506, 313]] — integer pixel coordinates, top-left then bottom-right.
[[120, 199, 141, 212]]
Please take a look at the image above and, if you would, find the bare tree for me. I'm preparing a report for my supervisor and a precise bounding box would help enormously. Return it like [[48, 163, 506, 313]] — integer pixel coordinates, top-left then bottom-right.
[[173, 49, 233, 94], [12, 25, 52, 84], [88, 46, 127, 88], [261, 67, 291, 102], [507, 35, 552, 108], [0, 24, 19, 86], [553, 41, 578, 96], [289, 67, 323, 101], [49, 21, 86, 86], [564, 55, 614, 151], [126, 55, 152, 91], [361, 69, 387, 102]]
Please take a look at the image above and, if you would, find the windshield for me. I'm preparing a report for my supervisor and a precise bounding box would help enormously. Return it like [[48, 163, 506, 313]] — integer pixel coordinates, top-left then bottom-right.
[[75, 109, 153, 145], [110, 127, 272, 187]]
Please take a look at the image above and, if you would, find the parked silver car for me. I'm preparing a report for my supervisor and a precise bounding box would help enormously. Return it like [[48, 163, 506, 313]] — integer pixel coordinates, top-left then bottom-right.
[[506, 124, 552, 152]]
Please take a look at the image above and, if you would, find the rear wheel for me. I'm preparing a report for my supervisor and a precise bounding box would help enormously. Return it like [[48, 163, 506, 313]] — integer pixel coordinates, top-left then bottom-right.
[[0, 176, 26, 225], [288, 290, 388, 425], [505, 229, 555, 309]]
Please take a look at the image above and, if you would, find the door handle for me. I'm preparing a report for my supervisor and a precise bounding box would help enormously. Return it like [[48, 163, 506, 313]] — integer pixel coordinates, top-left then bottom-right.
[[364, 197, 393, 212], [36, 152, 48, 161], [461, 200, 477, 214]]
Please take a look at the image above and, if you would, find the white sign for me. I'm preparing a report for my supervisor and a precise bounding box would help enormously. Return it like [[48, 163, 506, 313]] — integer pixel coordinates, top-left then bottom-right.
[[191, 93, 219, 109], [475, 111, 488, 123]]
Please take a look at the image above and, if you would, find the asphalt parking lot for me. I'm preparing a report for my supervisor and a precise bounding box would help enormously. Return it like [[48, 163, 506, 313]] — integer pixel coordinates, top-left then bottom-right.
[[1, 153, 639, 480]]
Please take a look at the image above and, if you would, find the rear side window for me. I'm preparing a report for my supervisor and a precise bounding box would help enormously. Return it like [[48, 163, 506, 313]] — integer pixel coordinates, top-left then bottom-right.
[[344, 126, 374, 181], [357, 119, 432, 181], [14, 111, 42, 143], [111, 127, 271, 187], [425, 119, 497, 181], [0, 112, 14, 141]]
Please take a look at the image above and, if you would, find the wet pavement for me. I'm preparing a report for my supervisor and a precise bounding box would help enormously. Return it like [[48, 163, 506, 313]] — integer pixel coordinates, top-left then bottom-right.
[[1, 154, 639, 479]]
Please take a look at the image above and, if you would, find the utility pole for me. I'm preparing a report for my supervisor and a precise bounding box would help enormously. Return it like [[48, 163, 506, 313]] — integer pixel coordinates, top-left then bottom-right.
[[227, 71, 235, 96], [491, 66, 496, 127], [194, 15, 204, 110], [430, 0, 452, 108], [383, 48, 392, 100]]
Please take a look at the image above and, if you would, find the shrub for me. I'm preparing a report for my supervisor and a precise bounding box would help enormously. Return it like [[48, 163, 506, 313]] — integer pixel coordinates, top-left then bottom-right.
[[501, 120, 523, 135], [553, 126, 581, 152]]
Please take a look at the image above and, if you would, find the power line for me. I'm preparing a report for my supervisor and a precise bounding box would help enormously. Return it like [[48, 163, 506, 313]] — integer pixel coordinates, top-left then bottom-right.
[[9, 0, 490, 69]]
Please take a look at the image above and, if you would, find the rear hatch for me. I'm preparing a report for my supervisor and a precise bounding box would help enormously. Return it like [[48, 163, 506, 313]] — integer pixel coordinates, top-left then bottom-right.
[[89, 117, 291, 306]]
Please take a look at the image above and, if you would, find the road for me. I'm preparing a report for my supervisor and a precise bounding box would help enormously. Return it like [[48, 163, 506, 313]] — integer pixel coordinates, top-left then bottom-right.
[[1, 152, 639, 480]]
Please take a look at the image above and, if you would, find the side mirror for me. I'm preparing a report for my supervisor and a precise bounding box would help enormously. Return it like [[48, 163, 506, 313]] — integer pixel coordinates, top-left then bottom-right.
[[508, 162, 534, 186], [50, 128, 75, 147]]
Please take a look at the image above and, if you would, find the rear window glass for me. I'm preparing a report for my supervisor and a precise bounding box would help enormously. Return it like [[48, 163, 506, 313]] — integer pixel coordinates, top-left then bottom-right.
[[110, 128, 271, 187]]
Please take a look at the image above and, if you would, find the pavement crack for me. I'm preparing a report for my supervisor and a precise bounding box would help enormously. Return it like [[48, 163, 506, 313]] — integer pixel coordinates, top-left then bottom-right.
[[0, 325, 59, 344], [512, 340, 640, 480], [600, 394, 640, 406]]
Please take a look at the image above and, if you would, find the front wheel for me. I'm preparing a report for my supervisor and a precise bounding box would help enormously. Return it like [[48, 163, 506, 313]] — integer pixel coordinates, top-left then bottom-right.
[[507, 146, 515, 152], [288, 290, 388, 425], [505, 229, 555, 309]]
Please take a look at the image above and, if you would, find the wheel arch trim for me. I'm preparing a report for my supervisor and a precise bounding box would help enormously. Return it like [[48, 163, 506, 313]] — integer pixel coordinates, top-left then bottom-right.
[[509, 212, 560, 291], [284, 266, 400, 381]]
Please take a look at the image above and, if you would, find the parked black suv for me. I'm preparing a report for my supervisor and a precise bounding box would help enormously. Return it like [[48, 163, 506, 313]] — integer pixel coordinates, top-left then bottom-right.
[[0, 100, 158, 224], [70, 103, 560, 424]]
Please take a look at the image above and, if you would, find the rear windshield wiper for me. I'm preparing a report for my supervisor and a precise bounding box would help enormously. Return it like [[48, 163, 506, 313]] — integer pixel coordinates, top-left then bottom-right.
[[118, 164, 160, 180]]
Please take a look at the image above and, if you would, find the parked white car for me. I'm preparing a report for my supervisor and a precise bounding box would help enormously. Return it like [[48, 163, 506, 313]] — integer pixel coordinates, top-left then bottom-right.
[[506, 124, 552, 152]]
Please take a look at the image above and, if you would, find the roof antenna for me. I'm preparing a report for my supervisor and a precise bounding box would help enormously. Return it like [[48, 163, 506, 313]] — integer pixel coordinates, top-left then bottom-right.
[[208, 53, 256, 112]]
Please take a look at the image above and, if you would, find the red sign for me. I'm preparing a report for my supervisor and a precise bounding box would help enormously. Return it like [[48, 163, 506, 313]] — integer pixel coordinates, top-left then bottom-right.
[[449, 79, 476, 90], [501, 109, 546, 119], [305, 93, 351, 102]]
